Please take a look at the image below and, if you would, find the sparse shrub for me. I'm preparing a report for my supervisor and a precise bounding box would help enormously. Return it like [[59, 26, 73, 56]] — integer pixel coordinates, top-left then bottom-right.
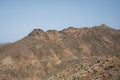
[[108, 64, 115, 69], [93, 70, 97, 74], [104, 64, 115, 70]]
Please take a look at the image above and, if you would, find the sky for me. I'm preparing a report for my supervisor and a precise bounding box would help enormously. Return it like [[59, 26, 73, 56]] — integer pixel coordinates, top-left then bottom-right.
[[0, 0, 120, 43]]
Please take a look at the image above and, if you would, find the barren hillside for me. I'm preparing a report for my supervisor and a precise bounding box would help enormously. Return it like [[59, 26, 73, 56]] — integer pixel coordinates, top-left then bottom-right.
[[0, 24, 120, 80]]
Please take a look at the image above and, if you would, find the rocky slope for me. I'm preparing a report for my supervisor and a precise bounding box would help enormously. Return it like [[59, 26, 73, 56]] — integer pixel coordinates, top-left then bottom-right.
[[0, 24, 120, 80]]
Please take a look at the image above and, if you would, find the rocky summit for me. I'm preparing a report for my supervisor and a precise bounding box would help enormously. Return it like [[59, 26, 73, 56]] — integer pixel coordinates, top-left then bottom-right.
[[0, 24, 120, 80]]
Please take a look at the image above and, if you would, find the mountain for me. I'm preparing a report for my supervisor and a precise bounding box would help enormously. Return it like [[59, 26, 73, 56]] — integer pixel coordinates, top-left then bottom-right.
[[0, 24, 120, 80]]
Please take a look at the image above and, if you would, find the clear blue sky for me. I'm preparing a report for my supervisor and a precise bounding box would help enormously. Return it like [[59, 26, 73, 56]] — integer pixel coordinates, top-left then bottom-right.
[[0, 0, 120, 43]]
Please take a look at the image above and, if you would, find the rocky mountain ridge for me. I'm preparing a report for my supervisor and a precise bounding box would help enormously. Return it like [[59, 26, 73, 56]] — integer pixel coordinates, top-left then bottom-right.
[[0, 24, 120, 80]]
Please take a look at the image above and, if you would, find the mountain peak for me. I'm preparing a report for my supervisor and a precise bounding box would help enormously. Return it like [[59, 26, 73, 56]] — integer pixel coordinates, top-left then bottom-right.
[[98, 24, 109, 28], [28, 29, 44, 36]]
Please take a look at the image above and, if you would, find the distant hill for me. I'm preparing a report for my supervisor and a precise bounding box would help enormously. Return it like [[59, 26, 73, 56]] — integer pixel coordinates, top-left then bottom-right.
[[0, 43, 11, 48], [0, 24, 120, 80]]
